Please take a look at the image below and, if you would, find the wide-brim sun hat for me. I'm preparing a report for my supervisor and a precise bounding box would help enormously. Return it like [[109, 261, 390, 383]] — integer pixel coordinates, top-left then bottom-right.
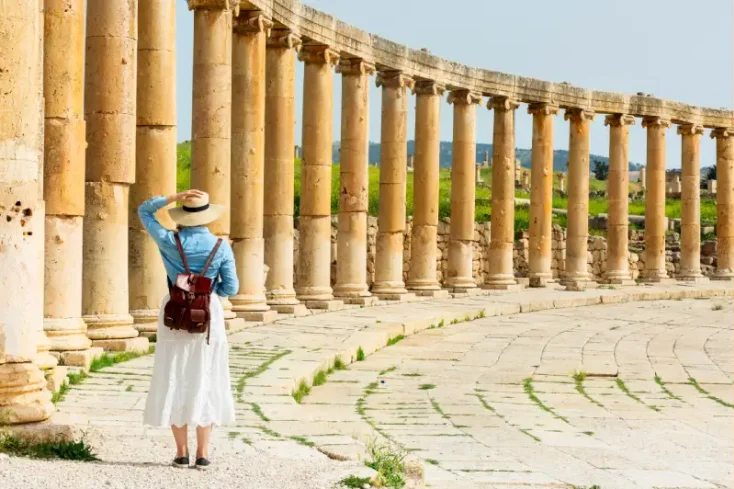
[[168, 192, 225, 227]]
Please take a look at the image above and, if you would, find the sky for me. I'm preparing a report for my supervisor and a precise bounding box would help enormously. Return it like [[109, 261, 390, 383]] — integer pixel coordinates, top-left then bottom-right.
[[174, 0, 733, 168]]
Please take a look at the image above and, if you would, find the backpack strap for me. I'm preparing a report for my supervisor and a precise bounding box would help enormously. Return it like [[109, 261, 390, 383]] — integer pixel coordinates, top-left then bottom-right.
[[201, 238, 223, 276], [174, 232, 191, 274]]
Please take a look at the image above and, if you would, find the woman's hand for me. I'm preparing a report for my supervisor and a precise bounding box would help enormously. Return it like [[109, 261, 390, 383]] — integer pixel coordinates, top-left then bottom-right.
[[166, 189, 205, 205]]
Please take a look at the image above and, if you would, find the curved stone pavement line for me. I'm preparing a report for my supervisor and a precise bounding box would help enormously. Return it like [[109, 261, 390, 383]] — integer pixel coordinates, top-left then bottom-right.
[[45, 282, 731, 488]]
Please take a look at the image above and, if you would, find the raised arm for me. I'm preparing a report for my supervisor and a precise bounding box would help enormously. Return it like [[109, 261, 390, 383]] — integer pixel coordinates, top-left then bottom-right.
[[215, 241, 239, 297], [138, 190, 206, 248]]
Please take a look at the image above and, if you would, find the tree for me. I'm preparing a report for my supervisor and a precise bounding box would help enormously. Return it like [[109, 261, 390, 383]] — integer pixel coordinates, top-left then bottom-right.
[[592, 159, 609, 181], [705, 165, 717, 181]]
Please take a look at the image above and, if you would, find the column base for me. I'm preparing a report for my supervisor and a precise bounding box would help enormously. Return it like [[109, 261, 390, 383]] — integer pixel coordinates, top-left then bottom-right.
[[266, 289, 300, 306], [3, 412, 78, 443], [710, 270, 734, 281], [0, 362, 55, 425], [371, 281, 408, 296], [341, 296, 380, 306], [305, 299, 345, 311], [130, 309, 159, 337], [405, 278, 441, 292], [269, 303, 311, 316], [563, 279, 599, 292], [92, 336, 150, 353], [638, 272, 675, 284], [482, 282, 525, 291], [374, 292, 418, 302], [415, 289, 451, 298], [83, 313, 138, 341], [43, 317, 92, 352], [296, 286, 335, 302], [224, 317, 247, 334], [677, 272, 709, 283], [51, 347, 104, 370], [333, 283, 371, 298], [529, 274, 558, 288], [231, 293, 271, 313], [603, 271, 636, 286], [236, 310, 279, 323]]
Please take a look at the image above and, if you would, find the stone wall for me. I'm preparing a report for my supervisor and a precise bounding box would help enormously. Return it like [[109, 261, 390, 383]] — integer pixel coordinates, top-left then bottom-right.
[[293, 218, 720, 287]]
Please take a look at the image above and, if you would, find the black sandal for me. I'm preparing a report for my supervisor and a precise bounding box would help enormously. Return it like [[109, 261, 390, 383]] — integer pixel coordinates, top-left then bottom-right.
[[172, 452, 189, 468], [195, 457, 211, 470]]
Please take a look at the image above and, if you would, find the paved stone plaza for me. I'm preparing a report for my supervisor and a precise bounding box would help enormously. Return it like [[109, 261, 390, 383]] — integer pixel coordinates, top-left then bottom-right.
[[2, 284, 730, 489]]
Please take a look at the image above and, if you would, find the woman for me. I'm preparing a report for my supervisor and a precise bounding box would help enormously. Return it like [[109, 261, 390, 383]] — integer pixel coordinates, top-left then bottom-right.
[[140, 189, 238, 470]]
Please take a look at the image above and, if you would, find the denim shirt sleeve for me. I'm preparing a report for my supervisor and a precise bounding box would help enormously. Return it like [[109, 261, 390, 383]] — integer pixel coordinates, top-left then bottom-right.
[[138, 196, 175, 250], [215, 241, 239, 297]]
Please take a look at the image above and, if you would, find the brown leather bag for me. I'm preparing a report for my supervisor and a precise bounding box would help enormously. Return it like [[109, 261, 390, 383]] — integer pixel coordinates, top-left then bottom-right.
[[163, 233, 223, 344]]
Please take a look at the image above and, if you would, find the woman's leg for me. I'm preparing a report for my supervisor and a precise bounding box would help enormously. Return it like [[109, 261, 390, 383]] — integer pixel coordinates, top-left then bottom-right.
[[171, 424, 188, 457], [196, 425, 212, 459]]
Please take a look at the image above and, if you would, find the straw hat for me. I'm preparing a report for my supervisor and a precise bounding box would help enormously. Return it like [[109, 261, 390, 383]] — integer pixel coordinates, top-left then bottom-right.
[[168, 192, 225, 227]]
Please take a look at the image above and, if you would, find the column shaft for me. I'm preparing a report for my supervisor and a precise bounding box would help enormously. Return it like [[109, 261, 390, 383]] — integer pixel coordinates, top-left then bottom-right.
[[485, 98, 520, 288], [562, 108, 594, 287], [528, 103, 559, 287], [0, 0, 55, 423], [43, 0, 92, 353], [712, 129, 734, 280], [640, 117, 671, 282], [604, 114, 635, 284], [231, 14, 272, 316], [407, 81, 445, 292], [83, 0, 147, 351], [372, 72, 413, 298], [334, 59, 374, 298], [678, 124, 705, 280], [296, 45, 339, 301], [264, 31, 301, 306], [446, 90, 482, 290], [130, 0, 177, 334]]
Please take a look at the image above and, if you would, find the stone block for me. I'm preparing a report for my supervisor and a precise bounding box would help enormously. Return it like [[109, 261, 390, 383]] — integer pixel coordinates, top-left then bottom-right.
[[224, 317, 247, 333], [238, 310, 279, 323], [92, 336, 149, 353], [56, 347, 104, 370], [45, 367, 68, 393], [374, 292, 418, 302], [270, 303, 311, 316], [4, 412, 81, 444], [414, 289, 451, 298], [305, 300, 345, 311]]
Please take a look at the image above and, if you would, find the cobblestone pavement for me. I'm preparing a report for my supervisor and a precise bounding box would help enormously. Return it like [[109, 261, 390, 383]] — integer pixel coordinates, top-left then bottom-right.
[[14, 283, 732, 489]]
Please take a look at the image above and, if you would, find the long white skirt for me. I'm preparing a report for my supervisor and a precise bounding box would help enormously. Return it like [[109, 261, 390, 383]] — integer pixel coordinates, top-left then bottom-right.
[[143, 294, 236, 428]]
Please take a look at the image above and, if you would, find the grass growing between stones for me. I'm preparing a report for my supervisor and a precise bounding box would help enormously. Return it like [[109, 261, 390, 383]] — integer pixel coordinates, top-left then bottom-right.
[[340, 475, 372, 488], [0, 434, 97, 461], [616, 379, 660, 412], [89, 346, 155, 373], [289, 435, 316, 448], [523, 378, 569, 423], [573, 371, 604, 408], [654, 376, 682, 401], [234, 350, 291, 402], [357, 347, 366, 362], [419, 384, 436, 391], [251, 403, 270, 422], [688, 377, 734, 408], [379, 366, 397, 376], [365, 438, 407, 489], [387, 335, 405, 346], [474, 390, 541, 442], [292, 380, 311, 404]]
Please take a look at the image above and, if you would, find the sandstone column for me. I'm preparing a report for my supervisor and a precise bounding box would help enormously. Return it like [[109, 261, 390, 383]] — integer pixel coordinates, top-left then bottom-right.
[[372, 71, 414, 300], [640, 116, 671, 282], [83, 0, 148, 351], [604, 114, 636, 285], [43, 0, 93, 363], [0, 0, 55, 423], [484, 98, 521, 289], [230, 13, 277, 322], [334, 58, 375, 304], [407, 81, 446, 296], [296, 45, 343, 310], [677, 124, 706, 281], [445, 90, 482, 292], [130, 0, 178, 336], [264, 30, 307, 314], [711, 128, 734, 280], [561, 108, 594, 290], [527, 103, 559, 287]]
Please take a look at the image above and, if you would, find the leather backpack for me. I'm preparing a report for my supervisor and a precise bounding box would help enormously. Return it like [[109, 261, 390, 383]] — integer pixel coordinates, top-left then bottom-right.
[[163, 233, 222, 344]]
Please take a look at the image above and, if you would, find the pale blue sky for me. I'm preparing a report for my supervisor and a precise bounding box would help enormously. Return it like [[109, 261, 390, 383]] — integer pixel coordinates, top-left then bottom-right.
[[174, 0, 732, 168]]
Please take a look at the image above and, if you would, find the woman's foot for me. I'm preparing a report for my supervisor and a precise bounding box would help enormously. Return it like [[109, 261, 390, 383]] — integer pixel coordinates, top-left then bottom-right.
[[195, 457, 211, 470], [172, 453, 189, 468]]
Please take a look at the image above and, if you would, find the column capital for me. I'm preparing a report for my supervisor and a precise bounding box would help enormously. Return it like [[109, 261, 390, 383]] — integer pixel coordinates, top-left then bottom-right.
[[233, 12, 273, 35], [447, 90, 482, 106], [188, 0, 237, 12], [564, 107, 595, 122], [641, 116, 671, 129], [267, 29, 302, 50], [677, 124, 705, 136], [527, 102, 559, 116], [487, 96, 520, 112], [711, 127, 734, 139], [412, 80, 446, 96], [298, 45, 339, 66], [604, 114, 636, 127], [336, 58, 376, 76], [376, 71, 414, 90]]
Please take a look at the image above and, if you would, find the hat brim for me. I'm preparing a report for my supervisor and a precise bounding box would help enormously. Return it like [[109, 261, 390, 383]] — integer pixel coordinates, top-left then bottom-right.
[[168, 204, 226, 227]]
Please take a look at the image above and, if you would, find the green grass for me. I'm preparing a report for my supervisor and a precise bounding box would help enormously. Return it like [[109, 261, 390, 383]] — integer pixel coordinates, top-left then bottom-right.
[[356, 347, 366, 362], [419, 384, 436, 391], [51, 382, 70, 405], [654, 376, 682, 401], [340, 475, 373, 488], [89, 347, 155, 373], [688, 377, 734, 408], [289, 435, 316, 448], [0, 434, 97, 461], [125, 385, 133, 392], [379, 366, 397, 376], [523, 378, 569, 423], [251, 402, 270, 422], [365, 438, 407, 489], [573, 371, 605, 408], [292, 380, 311, 404], [387, 335, 404, 347], [235, 350, 291, 401], [312, 370, 328, 387], [333, 356, 347, 371], [616, 378, 660, 412]]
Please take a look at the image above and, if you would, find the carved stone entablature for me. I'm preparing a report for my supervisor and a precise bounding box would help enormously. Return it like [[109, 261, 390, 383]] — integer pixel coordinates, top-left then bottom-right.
[[527, 102, 559, 116], [267, 29, 301, 50], [677, 124, 705, 136], [298, 45, 339, 66], [376, 71, 414, 90], [447, 90, 482, 106], [336, 58, 376, 77], [233, 11, 273, 35], [711, 128, 733, 139], [604, 114, 636, 127], [412, 80, 446, 97], [487, 97, 520, 112], [564, 108, 595, 122], [641, 116, 671, 129], [188, 0, 238, 14]]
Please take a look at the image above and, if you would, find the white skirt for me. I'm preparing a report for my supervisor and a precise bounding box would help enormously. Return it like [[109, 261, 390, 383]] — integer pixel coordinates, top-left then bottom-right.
[[143, 294, 236, 428]]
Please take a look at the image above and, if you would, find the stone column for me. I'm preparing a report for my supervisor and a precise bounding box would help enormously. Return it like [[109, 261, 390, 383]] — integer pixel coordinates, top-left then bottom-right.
[[264, 30, 307, 314], [445, 90, 482, 292], [43, 0, 94, 363], [230, 13, 277, 322], [334, 58, 375, 304], [677, 124, 706, 282], [711, 128, 734, 280], [561, 108, 594, 290], [527, 103, 559, 287], [296, 45, 343, 310], [130, 0, 178, 336], [640, 116, 671, 282], [372, 71, 414, 300], [407, 81, 446, 296], [0, 0, 55, 423], [604, 114, 636, 285], [83, 0, 148, 352], [485, 98, 521, 289]]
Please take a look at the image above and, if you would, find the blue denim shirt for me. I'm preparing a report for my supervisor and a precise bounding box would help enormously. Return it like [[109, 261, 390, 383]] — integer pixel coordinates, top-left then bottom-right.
[[138, 196, 239, 297]]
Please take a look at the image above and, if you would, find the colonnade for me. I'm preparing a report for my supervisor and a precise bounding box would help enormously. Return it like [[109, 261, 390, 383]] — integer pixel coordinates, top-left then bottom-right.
[[1, 0, 733, 426]]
